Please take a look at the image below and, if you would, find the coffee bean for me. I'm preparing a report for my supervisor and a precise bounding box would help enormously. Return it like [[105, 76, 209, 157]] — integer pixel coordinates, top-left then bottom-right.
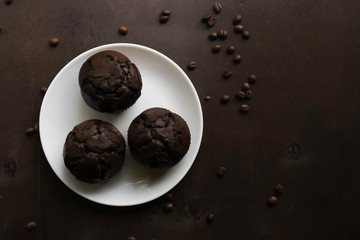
[[34, 122, 39, 132], [165, 192, 173, 201], [204, 96, 211, 101], [236, 91, 246, 100], [222, 30, 228, 39], [226, 45, 235, 54], [201, 13, 212, 23], [275, 184, 284, 194], [34, 122, 39, 131], [26, 127, 35, 136], [217, 29, 228, 40], [161, 9, 171, 16], [233, 54, 241, 64], [217, 166, 226, 176], [220, 95, 230, 104], [207, 213, 215, 223], [187, 61, 197, 70], [234, 24, 244, 33], [40, 87, 47, 95], [49, 38, 59, 47], [212, 44, 221, 53], [245, 90, 253, 100], [207, 16, 216, 27], [242, 30, 250, 40], [208, 32, 217, 40], [240, 104, 250, 112], [268, 196, 278, 206], [213, 2, 222, 13], [26, 221, 37, 231], [118, 26, 128, 35], [159, 15, 170, 24], [223, 70, 232, 79], [0, 27, 2, 33], [248, 74, 256, 84], [217, 29, 224, 39], [5, 0, 13, 5], [233, 15, 242, 25], [242, 82, 250, 91], [164, 203, 174, 212], [128, 236, 137, 240]]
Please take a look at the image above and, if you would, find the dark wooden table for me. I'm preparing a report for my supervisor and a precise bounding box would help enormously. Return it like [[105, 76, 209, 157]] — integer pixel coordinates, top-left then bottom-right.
[[1, 0, 360, 239]]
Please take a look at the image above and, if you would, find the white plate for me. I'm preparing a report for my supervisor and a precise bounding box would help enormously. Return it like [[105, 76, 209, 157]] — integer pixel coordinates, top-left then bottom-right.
[[39, 43, 203, 206]]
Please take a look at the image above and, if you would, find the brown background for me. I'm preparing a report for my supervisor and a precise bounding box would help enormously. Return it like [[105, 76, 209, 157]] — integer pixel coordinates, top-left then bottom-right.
[[1, 0, 360, 239]]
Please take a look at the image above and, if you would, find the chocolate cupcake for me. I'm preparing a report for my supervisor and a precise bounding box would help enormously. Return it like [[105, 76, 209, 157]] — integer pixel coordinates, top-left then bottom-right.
[[63, 119, 126, 183], [79, 51, 142, 113], [128, 108, 191, 169]]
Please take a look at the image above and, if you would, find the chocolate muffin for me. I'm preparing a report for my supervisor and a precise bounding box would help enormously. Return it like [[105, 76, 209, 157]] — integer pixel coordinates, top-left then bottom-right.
[[79, 50, 142, 113], [128, 108, 191, 169], [63, 119, 126, 183]]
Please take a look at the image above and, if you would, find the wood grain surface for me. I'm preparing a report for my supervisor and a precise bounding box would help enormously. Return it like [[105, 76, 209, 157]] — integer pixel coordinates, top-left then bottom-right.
[[0, 0, 360, 239]]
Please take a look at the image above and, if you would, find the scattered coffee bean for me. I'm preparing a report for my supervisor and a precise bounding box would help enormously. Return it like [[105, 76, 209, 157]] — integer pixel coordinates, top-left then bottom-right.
[[165, 192, 173, 201], [207, 16, 216, 27], [236, 91, 246, 100], [5, 0, 13, 5], [26, 221, 37, 231], [217, 29, 224, 39], [128, 236, 137, 240], [33, 122, 39, 132], [248, 74, 256, 84], [223, 70, 232, 79], [242, 82, 250, 91], [40, 87, 47, 95], [49, 38, 59, 47], [234, 24, 244, 33], [220, 95, 230, 104], [164, 203, 174, 212], [226, 45, 235, 54], [213, 2, 222, 13], [242, 30, 250, 40], [204, 96, 211, 101], [240, 104, 250, 112], [201, 13, 212, 23], [217, 29, 228, 40], [208, 32, 217, 40], [268, 196, 278, 206], [217, 166, 226, 176], [245, 90, 253, 100], [26, 127, 35, 136], [207, 213, 215, 223], [161, 9, 171, 16], [275, 184, 284, 194], [118, 26, 128, 35], [233, 15, 242, 25], [212, 44, 221, 53], [187, 61, 197, 70], [222, 30, 228, 39], [159, 15, 170, 24], [233, 54, 241, 64]]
